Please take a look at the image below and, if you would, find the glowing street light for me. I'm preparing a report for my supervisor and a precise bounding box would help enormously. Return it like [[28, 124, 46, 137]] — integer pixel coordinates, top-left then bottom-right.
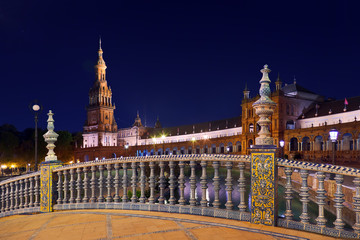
[[1, 165, 6, 176], [125, 143, 129, 156], [329, 128, 338, 180], [279, 140, 285, 159], [191, 137, 196, 154]]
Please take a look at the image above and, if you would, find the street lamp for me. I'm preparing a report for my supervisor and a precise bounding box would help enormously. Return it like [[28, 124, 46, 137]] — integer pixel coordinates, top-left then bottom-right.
[[29, 100, 42, 171], [161, 135, 165, 155], [329, 128, 338, 180], [279, 140, 285, 159]]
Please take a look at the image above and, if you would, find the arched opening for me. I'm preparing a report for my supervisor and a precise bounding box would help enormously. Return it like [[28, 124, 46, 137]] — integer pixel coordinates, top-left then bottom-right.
[[314, 136, 323, 151], [180, 147, 185, 155], [204, 145, 208, 154], [236, 141, 241, 152], [158, 148, 163, 155], [188, 147, 192, 154], [112, 153, 116, 158], [211, 144, 216, 154], [290, 137, 298, 151], [219, 143, 225, 153], [249, 124, 254, 133], [165, 148, 170, 155], [342, 133, 353, 151], [172, 147, 178, 155], [84, 155, 89, 162], [196, 146, 200, 154], [286, 120, 295, 130], [227, 142, 233, 153], [248, 139, 253, 148], [150, 149, 154, 156], [302, 137, 310, 151]]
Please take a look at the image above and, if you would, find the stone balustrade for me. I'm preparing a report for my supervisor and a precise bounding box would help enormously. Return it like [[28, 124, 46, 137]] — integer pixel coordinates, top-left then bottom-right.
[[1, 154, 360, 239], [0, 171, 41, 217]]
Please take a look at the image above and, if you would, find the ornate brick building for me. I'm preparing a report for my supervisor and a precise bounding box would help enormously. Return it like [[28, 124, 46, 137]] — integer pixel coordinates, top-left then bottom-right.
[[74, 44, 360, 166]]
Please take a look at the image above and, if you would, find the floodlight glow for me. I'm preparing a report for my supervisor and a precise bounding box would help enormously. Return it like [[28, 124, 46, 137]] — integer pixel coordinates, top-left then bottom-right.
[[279, 140, 285, 148]]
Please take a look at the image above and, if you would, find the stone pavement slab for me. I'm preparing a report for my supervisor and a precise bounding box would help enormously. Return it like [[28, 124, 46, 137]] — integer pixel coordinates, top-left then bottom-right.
[[0, 209, 340, 240]]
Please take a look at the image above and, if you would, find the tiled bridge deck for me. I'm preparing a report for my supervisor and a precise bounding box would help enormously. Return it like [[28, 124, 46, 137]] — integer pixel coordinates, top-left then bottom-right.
[[0, 210, 337, 240]]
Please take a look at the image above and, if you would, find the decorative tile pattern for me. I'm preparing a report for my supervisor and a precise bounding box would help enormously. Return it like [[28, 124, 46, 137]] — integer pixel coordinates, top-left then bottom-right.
[[40, 162, 62, 212], [251, 151, 276, 226]]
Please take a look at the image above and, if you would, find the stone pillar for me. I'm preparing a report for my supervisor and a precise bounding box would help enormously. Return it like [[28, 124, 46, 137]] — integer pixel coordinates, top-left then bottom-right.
[[40, 111, 63, 212], [250, 65, 278, 226]]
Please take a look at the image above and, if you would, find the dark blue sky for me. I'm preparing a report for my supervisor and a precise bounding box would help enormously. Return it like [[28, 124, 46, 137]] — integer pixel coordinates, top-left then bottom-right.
[[1, 0, 359, 132]]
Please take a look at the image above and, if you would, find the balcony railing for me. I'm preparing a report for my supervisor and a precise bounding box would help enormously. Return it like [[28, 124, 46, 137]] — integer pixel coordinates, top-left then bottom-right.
[[1, 154, 360, 239]]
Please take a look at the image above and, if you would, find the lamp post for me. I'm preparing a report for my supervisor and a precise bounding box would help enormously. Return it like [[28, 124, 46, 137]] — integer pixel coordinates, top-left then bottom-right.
[[29, 101, 42, 171], [329, 128, 338, 180], [161, 135, 165, 155], [279, 140, 285, 159]]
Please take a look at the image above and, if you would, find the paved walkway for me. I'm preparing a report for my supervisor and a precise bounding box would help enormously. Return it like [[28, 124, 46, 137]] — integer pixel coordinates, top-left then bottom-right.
[[0, 209, 338, 240]]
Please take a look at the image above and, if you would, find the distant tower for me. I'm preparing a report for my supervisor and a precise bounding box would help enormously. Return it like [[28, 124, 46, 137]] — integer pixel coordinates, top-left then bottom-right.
[[275, 73, 282, 91], [155, 116, 162, 128], [83, 39, 118, 148], [243, 83, 250, 99], [133, 111, 143, 127]]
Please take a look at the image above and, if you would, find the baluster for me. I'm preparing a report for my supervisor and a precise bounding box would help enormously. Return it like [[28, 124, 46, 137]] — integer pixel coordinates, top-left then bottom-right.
[[1, 185, 5, 212], [29, 177, 34, 207], [189, 161, 197, 206], [113, 163, 120, 202], [200, 161, 208, 207], [139, 162, 146, 203], [19, 180, 24, 208], [158, 161, 166, 204], [212, 161, 220, 208], [315, 172, 326, 226], [76, 168, 82, 203], [238, 162, 246, 212], [14, 180, 19, 209], [34, 175, 40, 207], [83, 167, 89, 202], [122, 163, 128, 202], [299, 169, 310, 223], [284, 167, 294, 220], [225, 161, 233, 210], [5, 183, 9, 211], [10, 182, 14, 210], [24, 178, 29, 208], [169, 161, 176, 205], [353, 177, 360, 233], [106, 164, 113, 203], [98, 165, 105, 202], [334, 174, 345, 230], [90, 166, 97, 203], [148, 162, 156, 204], [178, 161, 185, 205], [63, 170, 69, 203], [131, 162, 137, 203], [69, 168, 75, 203], [57, 171, 63, 204]]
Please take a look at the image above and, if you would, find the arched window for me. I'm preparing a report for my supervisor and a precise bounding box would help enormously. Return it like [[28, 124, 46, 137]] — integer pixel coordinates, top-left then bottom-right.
[[249, 124, 254, 133], [302, 137, 310, 151], [211, 144, 216, 154], [227, 142, 233, 152], [286, 120, 295, 130], [248, 139, 253, 148], [236, 141, 241, 152], [290, 137, 298, 151], [219, 143, 225, 153]]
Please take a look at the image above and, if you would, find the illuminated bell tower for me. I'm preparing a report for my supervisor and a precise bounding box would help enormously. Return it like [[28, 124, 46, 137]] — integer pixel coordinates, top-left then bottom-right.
[[83, 39, 118, 148]]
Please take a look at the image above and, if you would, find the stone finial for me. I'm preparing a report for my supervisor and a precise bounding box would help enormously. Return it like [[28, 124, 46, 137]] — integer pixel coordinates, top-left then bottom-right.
[[252, 64, 277, 145], [43, 110, 59, 162]]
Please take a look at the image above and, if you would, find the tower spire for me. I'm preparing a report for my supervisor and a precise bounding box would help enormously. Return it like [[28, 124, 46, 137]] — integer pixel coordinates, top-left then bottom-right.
[[243, 82, 250, 100], [99, 36, 102, 50], [95, 38, 107, 82], [275, 72, 282, 91]]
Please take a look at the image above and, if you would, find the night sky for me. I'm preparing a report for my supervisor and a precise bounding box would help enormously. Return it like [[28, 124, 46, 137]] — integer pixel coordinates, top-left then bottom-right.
[[1, 1, 359, 133]]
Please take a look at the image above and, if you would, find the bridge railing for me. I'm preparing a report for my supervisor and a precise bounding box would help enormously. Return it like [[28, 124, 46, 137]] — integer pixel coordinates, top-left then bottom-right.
[[1, 154, 360, 239], [0, 171, 41, 217]]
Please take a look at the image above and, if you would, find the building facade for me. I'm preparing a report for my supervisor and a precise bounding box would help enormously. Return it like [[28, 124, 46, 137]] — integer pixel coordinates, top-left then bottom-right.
[[75, 45, 360, 166]]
